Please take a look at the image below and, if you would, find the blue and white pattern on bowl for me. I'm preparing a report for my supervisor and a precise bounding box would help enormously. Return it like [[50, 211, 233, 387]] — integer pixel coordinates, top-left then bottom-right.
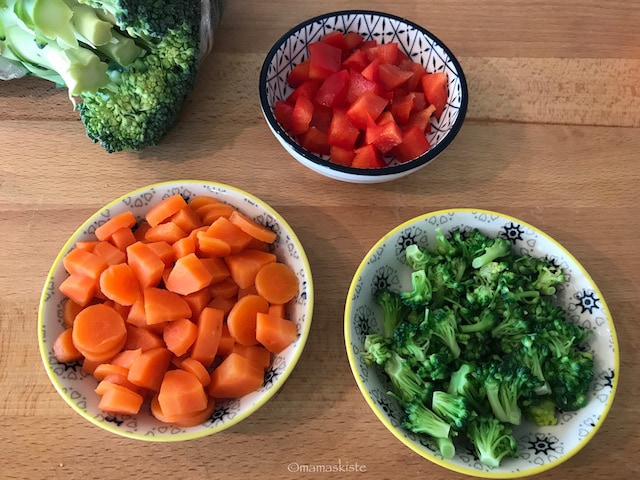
[[345, 209, 618, 478]]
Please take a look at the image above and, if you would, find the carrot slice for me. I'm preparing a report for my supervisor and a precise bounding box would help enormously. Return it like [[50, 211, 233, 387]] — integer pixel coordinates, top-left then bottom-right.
[[209, 277, 239, 299], [143, 287, 192, 324], [53, 328, 83, 363], [92, 241, 127, 266], [97, 374, 145, 395], [63, 248, 108, 281], [182, 288, 212, 319], [110, 226, 137, 251], [232, 344, 272, 371], [190, 307, 224, 367], [178, 357, 211, 387], [72, 304, 127, 361], [254, 262, 299, 304], [95, 211, 137, 242], [204, 216, 254, 254], [110, 348, 142, 369], [74, 240, 98, 252], [165, 253, 213, 296], [217, 324, 235, 357], [208, 352, 265, 398], [126, 241, 165, 289], [150, 394, 216, 427], [195, 203, 237, 225], [158, 369, 208, 417], [93, 363, 129, 381], [199, 257, 230, 284], [228, 210, 278, 243], [172, 235, 196, 259], [255, 312, 298, 354], [99, 263, 141, 306], [224, 249, 277, 289], [237, 284, 259, 300], [196, 232, 232, 257], [144, 221, 187, 244], [170, 205, 202, 234], [62, 298, 84, 327], [163, 318, 198, 357], [126, 297, 147, 327], [124, 324, 165, 351], [226, 294, 269, 346], [207, 296, 236, 315], [145, 193, 188, 228], [133, 221, 151, 241], [127, 347, 172, 391], [187, 195, 221, 211], [97, 382, 144, 415], [268, 303, 286, 319], [146, 241, 175, 267]]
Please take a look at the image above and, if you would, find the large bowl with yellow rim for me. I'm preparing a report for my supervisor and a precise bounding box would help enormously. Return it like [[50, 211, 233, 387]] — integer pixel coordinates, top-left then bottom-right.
[[344, 209, 618, 477], [38, 180, 314, 441]]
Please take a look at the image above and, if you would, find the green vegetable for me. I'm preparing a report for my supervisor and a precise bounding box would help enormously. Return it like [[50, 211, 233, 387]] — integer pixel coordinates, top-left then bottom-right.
[[0, 0, 227, 152], [362, 227, 594, 467]]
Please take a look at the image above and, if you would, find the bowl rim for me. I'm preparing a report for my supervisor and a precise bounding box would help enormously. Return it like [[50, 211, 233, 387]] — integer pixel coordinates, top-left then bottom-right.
[[258, 9, 468, 178], [37, 179, 315, 442], [343, 208, 620, 478]]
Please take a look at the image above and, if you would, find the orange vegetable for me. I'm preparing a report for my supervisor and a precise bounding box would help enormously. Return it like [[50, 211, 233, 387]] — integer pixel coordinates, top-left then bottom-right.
[[165, 253, 213, 296], [99, 263, 141, 306], [206, 295, 236, 314], [163, 318, 198, 357], [209, 277, 239, 299], [177, 357, 211, 387], [157, 369, 208, 417], [186, 195, 221, 211], [208, 352, 264, 398], [97, 382, 144, 415], [195, 202, 236, 225], [127, 347, 172, 391], [170, 206, 202, 234], [255, 312, 298, 354], [126, 241, 165, 289], [95, 211, 137, 242], [172, 236, 196, 259], [190, 307, 224, 367], [53, 328, 83, 363], [143, 287, 192, 325], [144, 221, 187, 244], [110, 348, 142, 369], [224, 249, 277, 289], [81, 357, 102, 375], [92, 240, 127, 266], [126, 297, 147, 327], [146, 241, 175, 267], [110, 226, 137, 251], [63, 248, 108, 281], [74, 240, 98, 251], [62, 298, 83, 327], [204, 216, 254, 254], [182, 288, 212, 319], [72, 304, 127, 361], [254, 262, 299, 304], [226, 294, 269, 346], [217, 324, 235, 357], [93, 363, 129, 381], [124, 324, 165, 351], [196, 232, 232, 257], [150, 394, 216, 427], [232, 344, 272, 371], [228, 210, 278, 243], [199, 257, 230, 284], [268, 303, 286, 319], [145, 193, 188, 228]]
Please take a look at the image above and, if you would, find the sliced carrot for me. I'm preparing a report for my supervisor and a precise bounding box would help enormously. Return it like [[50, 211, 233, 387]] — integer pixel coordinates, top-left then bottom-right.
[[190, 307, 224, 367], [62, 298, 84, 327], [110, 348, 142, 369], [150, 394, 216, 427], [98, 374, 145, 395], [95, 211, 137, 242], [97, 382, 144, 415], [228, 210, 278, 243], [63, 248, 108, 281], [126, 241, 165, 289], [72, 303, 127, 361], [163, 318, 198, 357], [254, 262, 299, 305], [186, 195, 221, 211], [183, 288, 212, 319], [196, 232, 232, 257], [124, 324, 165, 351], [204, 216, 254, 254], [208, 352, 264, 398], [143, 287, 192, 325], [206, 296, 236, 315], [53, 328, 83, 363], [256, 312, 298, 354], [74, 240, 99, 252], [144, 221, 187, 244], [99, 263, 141, 306], [146, 241, 175, 267], [172, 235, 196, 259], [92, 240, 127, 265], [178, 357, 211, 387], [127, 347, 172, 391], [93, 363, 129, 381], [158, 369, 208, 417], [217, 324, 235, 357], [268, 303, 286, 319], [237, 284, 259, 299], [110, 226, 137, 251], [133, 221, 151, 241], [82, 357, 102, 375], [209, 277, 239, 299], [245, 237, 271, 252], [199, 257, 230, 284], [232, 344, 272, 371], [126, 297, 147, 327], [195, 202, 236, 225], [165, 253, 213, 296], [226, 294, 269, 346], [170, 205, 202, 234], [224, 249, 277, 289], [111, 302, 131, 320], [145, 193, 188, 228]]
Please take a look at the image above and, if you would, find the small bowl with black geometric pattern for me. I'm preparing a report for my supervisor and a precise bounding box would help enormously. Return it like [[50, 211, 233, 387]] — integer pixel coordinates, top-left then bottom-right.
[[37, 180, 314, 441], [259, 10, 468, 183], [344, 209, 618, 477]]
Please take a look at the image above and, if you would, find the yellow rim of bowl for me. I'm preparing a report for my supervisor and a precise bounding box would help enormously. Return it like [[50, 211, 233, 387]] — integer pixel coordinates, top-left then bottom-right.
[[37, 179, 314, 442], [344, 208, 619, 478]]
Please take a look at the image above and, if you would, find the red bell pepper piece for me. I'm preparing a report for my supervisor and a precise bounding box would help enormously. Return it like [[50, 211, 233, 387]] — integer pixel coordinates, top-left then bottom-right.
[[421, 72, 448, 118], [327, 108, 360, 150], [352, 144, 386, 168], [392, 126, 431, 162], [346, 91, 389, 130], [308, 41, 342, 81], [315, 69, 349, 108]]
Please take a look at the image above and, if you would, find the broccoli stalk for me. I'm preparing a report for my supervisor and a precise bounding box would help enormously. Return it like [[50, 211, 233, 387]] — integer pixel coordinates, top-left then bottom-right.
[[400, 269, 433, 308], [361, 333, 393, 366], [383, 352, 432, 407], [431, 390, 475, 431], [424, 307, 461, 358], [471, 237, 512, 269], [402, 399, 451, 442], [374, 289, 409, 339], [466, 416, 518, 468]]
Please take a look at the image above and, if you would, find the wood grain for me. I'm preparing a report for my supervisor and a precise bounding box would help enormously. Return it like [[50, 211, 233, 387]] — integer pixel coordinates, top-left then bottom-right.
[[1, 1, 638, 479]]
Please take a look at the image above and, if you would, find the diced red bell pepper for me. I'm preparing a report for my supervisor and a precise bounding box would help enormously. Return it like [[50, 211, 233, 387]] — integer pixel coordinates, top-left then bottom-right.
[[378, 63, 414, 91], [330, 146, 355, 166], [361, 59, 380, 82], [411, 92, 427, 112], [286, 80, 321, 105], [309, 104, 333, 133], [299, 126, 331, 155], [421, 72, 448, 118], [308, 41, 343, 81], [365, 42, 400, 65], [290, 94, 314, 136], [320, 31, 347, 50], [392, 125, 431, 163], [342, 49, 369, 72], [346, 91, 389, 130], [352, 144, 386, 168], [398, 58, 426, 91], [274, 100, 294, 131], [315, 69, 349, 108], [346, 69, 383, 103], [365, 118, 403, 154], [376, 111, 395, 126], [286, 59, 311, 88], [327, 108, 360, 150], [406, 105, 436, 133], [343, 32, 364, 50], [390, 93, 415, 125]]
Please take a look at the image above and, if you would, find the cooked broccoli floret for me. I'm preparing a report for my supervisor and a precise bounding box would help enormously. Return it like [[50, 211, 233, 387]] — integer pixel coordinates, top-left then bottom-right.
[[532, 262, 566, 295], [545, 349, 594, 411], [392, 320, 431, 363], [523, 396, 558, 426], [471, 237, 512, 269], [459, 309, 498, 334], [400, 269, 432, 308], [361, 333, 393, 366], [424, 307, 461, 358], [0, 0, 227, 152], [402, 398, 451, 441], [466, 415, 518, 468], [509, 334, 551, 395], [416, 350, 455, 381], [383, 352, 432, 407], [374, 288, 409, 339], [405, 243, 439, 271], [447, 364, 486, 415], [431, 390, 475, 431]]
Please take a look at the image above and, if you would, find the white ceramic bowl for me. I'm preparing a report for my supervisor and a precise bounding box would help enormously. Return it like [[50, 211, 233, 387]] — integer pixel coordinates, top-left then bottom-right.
[[38, 180, 314, 441], [259, 10, 468, 183], [345, 209, 618, 477]]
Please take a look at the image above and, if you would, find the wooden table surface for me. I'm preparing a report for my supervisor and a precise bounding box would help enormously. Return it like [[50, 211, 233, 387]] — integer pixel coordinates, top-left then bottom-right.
[[1, 1, 638, 479]]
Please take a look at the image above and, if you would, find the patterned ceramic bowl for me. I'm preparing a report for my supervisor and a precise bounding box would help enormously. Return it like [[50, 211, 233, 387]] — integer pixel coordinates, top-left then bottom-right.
[[259, 10, 467, 183], [38, 180, 314, 441], [344, 209, 618, 477]]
